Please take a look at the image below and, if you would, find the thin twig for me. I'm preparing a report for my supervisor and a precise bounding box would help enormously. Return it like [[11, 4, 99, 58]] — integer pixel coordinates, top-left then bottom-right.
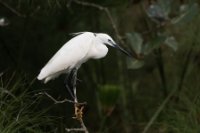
[[65, 118, 89, 133], [35, 92, 87, 105], [65, 128, 87, 132], [0, 0, 25, 17], [36, 90, 89, 132], [79, 118, 89, 133]]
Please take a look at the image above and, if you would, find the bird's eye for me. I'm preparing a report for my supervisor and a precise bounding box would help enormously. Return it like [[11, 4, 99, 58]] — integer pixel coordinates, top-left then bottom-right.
[[108, 39, 111, 42]]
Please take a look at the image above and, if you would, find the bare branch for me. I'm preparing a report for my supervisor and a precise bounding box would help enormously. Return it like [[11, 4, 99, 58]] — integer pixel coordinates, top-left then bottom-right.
[[35, 92, 86, 105], [35, 91, 89, 132], [78, 118, 89, 133], [35, 89, 88, 132], [0, 0, 25, 17], [65, 127, 87, 132], [65, 118, 88, 133]]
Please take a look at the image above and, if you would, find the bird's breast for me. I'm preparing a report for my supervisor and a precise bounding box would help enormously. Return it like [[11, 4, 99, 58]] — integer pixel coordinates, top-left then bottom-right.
[[90, 44, 108, 59]]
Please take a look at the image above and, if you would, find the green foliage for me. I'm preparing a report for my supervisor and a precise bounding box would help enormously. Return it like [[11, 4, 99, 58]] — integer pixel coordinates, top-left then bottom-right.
[[126, 32, 143, 55], [157, 0, 172, 17], [164, 36, 178, 51], [160, 90, 200, 133], [146, 0, 171, 23], [98, 84, 120, 112], [126, 32, 145, 69], [143, 34, 166, 55], [0, 74, 54, 133]]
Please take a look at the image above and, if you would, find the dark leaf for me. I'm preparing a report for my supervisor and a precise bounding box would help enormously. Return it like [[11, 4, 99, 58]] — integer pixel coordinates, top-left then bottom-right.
[[143, 34, 167, 55], [126, 32, 143, 54], [164, 36, 178, 51], [157, 0, 171, 17], [146, 0, 171, 23]]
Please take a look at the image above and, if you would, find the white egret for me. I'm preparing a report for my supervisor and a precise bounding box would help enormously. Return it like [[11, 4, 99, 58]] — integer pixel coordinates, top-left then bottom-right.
[[37, 32, 132, 84], [37, 31, 132, 119]]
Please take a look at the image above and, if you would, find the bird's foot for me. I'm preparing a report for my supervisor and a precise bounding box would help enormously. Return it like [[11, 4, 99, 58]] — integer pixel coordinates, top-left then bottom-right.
[[73, 104, 84, 120]]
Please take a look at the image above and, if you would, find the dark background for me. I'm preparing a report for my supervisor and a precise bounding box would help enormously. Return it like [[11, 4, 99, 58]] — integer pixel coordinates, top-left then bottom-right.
[[0, 0, 200, 133]]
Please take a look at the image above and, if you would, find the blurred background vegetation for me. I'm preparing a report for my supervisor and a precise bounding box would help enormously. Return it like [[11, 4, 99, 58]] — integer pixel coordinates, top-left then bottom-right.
[[1, 0, 200, 132]]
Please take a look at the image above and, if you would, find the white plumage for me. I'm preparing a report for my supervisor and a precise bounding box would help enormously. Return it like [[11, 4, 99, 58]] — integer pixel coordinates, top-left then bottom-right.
[[37, 32, 131, 83]]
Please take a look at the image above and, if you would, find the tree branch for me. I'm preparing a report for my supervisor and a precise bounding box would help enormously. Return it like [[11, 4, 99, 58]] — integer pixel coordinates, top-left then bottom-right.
[[66, 117, 88, 133], [35, 92, 87, 105], [36, 91, 88, 132], [65, 127, 87, 132]]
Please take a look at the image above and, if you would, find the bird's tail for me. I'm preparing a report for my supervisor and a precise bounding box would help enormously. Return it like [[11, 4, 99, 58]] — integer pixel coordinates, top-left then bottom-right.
[[37, 68, 64, 84], [37, 71, 50, 84], [37, 69, 46, 81]]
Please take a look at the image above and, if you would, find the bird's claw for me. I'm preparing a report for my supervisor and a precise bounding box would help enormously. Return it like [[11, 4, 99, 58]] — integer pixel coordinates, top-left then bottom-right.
[[73, 104, 84, 120]]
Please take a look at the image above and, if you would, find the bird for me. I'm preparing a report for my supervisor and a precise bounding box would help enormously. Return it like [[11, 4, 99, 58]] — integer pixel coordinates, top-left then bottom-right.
[[37, 32, 132, 84], [37, 31, 132, 120]]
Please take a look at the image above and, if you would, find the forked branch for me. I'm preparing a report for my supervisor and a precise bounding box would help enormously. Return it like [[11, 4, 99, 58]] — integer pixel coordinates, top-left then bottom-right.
[[36, 91, 88, 133], [35, 92, 86, 105]]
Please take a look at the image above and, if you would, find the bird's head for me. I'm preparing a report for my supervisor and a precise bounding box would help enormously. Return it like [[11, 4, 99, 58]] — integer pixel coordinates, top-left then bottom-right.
[[96, 33, 133, 57], [96, 33, 116, 46]]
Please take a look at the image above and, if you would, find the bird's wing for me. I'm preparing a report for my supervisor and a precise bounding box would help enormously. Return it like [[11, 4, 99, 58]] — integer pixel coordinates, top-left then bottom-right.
[[38, 32, 94, 80]]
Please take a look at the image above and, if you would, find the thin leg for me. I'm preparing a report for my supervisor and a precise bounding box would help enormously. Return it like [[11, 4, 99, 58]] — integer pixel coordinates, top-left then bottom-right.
[[71, 68, 78, 103], [71, 68, 84, 120], [65, 68, 84, 120], [64, 72, 75, 99]]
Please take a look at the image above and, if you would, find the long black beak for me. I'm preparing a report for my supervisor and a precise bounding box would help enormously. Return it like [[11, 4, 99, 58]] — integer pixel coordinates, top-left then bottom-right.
[[114, 44, 133, 58]]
